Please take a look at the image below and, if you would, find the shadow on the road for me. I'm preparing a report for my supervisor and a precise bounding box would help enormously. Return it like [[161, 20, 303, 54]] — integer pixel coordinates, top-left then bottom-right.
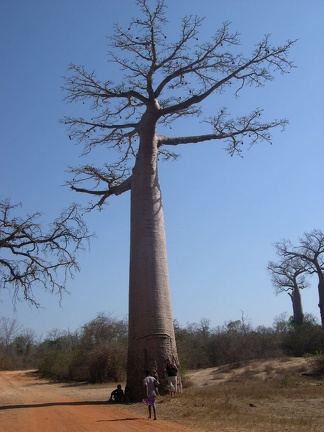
[[97, 418, 140, 422], [0, 401, 124, 410]]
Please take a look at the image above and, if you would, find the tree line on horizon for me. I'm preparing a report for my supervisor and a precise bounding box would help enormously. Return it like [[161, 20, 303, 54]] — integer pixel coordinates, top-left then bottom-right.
[[1, 312, 324, 385]]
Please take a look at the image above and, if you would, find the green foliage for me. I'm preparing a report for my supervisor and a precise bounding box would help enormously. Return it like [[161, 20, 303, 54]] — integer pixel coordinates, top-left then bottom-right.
[[36, 313, 127, 382], [1, 312, 324, 382], [174, 313, 324, 372], [281, 322, 324, 356], [175, 317, 282, 370]]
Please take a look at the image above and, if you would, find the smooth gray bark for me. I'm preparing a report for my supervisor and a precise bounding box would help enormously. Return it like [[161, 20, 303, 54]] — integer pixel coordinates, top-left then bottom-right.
[[126, 112, 178, 400]]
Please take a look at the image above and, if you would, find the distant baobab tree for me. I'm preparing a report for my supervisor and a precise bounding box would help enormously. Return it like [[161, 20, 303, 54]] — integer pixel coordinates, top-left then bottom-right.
[[270, 230, 324, 328], [268, 257, 309, 325]]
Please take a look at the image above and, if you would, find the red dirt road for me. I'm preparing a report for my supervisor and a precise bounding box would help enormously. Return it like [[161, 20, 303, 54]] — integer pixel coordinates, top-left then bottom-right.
[[0, 371, 198, 432]]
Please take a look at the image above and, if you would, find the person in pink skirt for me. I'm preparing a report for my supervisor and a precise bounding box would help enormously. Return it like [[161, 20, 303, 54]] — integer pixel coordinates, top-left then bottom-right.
[[142, 369, 159, 420]]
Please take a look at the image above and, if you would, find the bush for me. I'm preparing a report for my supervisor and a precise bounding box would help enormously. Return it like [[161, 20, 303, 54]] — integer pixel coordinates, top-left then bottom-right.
[[86, 343, 126, 383], [36, 313, 128, 383], [281, 323, 324, 356], [175, 318, 283, 371], [3, 312, 324, 383]]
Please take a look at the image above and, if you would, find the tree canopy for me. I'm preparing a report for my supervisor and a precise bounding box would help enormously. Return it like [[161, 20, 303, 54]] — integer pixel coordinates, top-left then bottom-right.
[[62, 0, 296, 209]]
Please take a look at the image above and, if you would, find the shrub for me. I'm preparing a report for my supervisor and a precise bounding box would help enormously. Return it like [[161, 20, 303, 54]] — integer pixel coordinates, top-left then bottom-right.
[[281, 323, 324, 356]]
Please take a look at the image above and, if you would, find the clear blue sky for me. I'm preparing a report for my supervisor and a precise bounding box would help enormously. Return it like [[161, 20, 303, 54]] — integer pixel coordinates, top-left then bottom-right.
[[1, 0, 323, 338]]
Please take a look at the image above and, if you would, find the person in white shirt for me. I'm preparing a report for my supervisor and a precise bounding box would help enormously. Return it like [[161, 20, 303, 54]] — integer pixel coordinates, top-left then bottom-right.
[[142, 369, 159, 420]]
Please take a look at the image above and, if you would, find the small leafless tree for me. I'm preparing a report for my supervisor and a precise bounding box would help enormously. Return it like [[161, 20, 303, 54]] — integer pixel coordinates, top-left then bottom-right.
[[0, 317, 22, 353], [0, 199, 90, 306], [268, 258, 309, 325], [62, 0, 296, 399], [271, 229, 324, 327]]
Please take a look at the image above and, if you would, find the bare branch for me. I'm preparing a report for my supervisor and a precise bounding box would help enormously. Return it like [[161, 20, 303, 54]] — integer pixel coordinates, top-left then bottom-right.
[[273, 230, 324, 276], [268, 258, 309, 295], [0, 199, 91, 307], [158, 108, 288, 156], [61, 0, 296, 206], [67, 165, 132, 209]]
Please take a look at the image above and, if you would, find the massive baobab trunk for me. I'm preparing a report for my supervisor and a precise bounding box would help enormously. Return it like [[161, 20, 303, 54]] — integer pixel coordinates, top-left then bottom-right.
[[126, 114, 178, 401]]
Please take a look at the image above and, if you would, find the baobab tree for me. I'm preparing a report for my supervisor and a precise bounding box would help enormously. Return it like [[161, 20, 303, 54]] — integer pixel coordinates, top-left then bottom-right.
[[273, 230, 324, 327], [0, 199, 90, 307], [62, 0, 295, 399], [268, 257, 309, 325]]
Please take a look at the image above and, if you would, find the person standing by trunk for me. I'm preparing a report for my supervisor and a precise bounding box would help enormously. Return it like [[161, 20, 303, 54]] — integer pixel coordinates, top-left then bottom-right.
[[165, 358, 178, 397]]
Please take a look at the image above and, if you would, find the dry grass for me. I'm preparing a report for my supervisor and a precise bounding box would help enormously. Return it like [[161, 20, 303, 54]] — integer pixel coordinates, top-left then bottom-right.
[[121, 357, 324, 432]]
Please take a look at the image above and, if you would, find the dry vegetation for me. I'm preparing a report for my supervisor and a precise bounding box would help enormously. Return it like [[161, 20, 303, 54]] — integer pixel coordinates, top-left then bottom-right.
[[117, 357, 324, 432]]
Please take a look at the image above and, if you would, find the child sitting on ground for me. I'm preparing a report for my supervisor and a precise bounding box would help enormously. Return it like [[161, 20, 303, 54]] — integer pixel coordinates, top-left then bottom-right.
[[109, 384, 124, 403]]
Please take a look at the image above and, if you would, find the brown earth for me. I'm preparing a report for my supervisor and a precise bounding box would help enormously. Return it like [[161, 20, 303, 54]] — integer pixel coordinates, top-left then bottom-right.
[[0, 370, 200, 432], [1, 358, 324, 432]]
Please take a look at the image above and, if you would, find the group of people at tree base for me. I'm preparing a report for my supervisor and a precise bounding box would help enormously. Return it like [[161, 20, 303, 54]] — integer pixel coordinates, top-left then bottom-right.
[[108, 358, 179, 420], [142, 358, 179, 420]]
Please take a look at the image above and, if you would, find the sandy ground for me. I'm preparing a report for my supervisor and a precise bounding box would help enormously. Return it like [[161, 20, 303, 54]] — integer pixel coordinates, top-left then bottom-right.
[[187, 356, 312, 386], [0, 370, 198, 432]]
